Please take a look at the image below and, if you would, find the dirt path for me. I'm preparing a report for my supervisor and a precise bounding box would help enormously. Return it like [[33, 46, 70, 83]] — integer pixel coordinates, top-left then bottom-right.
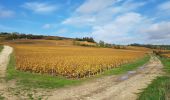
[[48, 56, 163, 100], [0, 46, 13, 78], [0, 46, 15, 99]]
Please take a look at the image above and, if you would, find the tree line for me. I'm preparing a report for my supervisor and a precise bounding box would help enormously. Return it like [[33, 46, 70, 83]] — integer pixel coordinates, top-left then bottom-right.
[[130, 43, 170, 50], [0, 32, 70, 40], [75, 37, 96, 43], [0, 32, 44, 40]]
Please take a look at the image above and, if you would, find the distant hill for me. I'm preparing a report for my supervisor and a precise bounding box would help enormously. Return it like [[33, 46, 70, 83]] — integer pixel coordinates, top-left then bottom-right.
[[0, 32, 72, 41]]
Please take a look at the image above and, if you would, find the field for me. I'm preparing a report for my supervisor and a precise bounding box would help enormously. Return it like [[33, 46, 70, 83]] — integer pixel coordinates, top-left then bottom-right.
[[153, 50, 170, 58], [163, 53, 170, 58], [5, 39, 148, 78]]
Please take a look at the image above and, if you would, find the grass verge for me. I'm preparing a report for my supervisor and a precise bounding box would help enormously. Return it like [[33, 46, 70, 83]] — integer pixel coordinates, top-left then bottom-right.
[[0, 94, 5, 100], [6, 54, 150, 89], [103, 55, 150, 75], [138, 57, 170, 100], [0, 45, 3, 52]]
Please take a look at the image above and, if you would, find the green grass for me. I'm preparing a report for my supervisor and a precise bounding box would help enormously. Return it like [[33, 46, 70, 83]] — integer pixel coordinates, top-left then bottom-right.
[[0, 94, 5, 100], [6, 54, 150, 89], [103, 55, 150, 75], [0, 45, 3, 52], [6, 54, 83, 88], [138, 57, 170, 100], [161, 57, 170, 73]]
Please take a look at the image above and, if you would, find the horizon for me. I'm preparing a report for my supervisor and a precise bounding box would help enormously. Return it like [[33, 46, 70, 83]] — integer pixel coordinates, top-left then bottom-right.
[[0, 0, 170, 44], [1, 31, 170, 46]]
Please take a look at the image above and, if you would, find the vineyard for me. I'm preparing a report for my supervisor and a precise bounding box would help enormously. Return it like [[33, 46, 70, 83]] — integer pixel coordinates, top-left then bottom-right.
[[8, 40, 148, 78], [162, 53, 170, 58], [153, 50, 170, 58]]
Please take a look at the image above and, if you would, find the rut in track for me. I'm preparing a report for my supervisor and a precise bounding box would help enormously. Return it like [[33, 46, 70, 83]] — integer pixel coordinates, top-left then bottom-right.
[[48, 56, 163, 100]]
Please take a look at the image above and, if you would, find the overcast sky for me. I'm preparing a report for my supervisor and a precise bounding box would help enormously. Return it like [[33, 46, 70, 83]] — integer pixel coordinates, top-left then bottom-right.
[[0, 0, 170, 44]]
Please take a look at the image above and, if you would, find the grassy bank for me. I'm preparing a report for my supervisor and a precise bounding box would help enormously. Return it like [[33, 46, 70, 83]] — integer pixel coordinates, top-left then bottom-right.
[[0, 45, 3, 52], [103, 55, 150, 75], [6, 54, 150, 89], [138, 57, 170, 100]]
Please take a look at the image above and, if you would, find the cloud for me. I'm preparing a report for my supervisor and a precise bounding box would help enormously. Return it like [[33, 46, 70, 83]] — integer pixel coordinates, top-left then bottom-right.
[[62, 15, 96, 26], [156, 1, 170, 17], [22, 2, 58, 14], [111, 0, 146, 14], [76, 0, 115, 14], [92, 12, 147, 43], [61, 0, 170, 44], [42, 24, 52, 29], [61, 0, 147, 44], [56, 28, 68, 34], [0, 7, 14, 18], [62, 0, 146, 27], [158, 1, 170, 11], [141, 21, 170, 40]]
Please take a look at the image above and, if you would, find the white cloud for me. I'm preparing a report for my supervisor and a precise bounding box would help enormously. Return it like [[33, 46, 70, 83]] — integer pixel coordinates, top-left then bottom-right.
[[111, 1, 146, 14], [0, 7, 14, 18], [22, 2, 58, 13], [157, 1, 170, 16], [92, 12, 147, 44], [76, 0, 115, 14], [158, 1, 170, 11], [141, 21, 170, 40], [42, 24, 52, 29], [61, 0, 148, 44], [61, 0, 170, 44], [62, 0, 146, 27], [62, 15, 96, 26], [56, 28, 68, 34]]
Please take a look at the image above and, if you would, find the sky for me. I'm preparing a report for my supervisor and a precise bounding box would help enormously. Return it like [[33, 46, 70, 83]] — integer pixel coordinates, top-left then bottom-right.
[[0, 0, 170, 44]]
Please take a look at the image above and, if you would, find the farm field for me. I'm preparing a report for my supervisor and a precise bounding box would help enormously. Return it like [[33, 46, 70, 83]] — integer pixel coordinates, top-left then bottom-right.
[[6, 39, 148, 78], [162, 53, 170, 58], [153, 50, 170, 58], [0, 0, 169, 99], [162, 52, 170, 58]]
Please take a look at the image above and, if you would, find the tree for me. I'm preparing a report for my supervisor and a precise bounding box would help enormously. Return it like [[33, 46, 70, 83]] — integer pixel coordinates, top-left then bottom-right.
[[75, 37, 96, 43], [99, 40, 105, 47]]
